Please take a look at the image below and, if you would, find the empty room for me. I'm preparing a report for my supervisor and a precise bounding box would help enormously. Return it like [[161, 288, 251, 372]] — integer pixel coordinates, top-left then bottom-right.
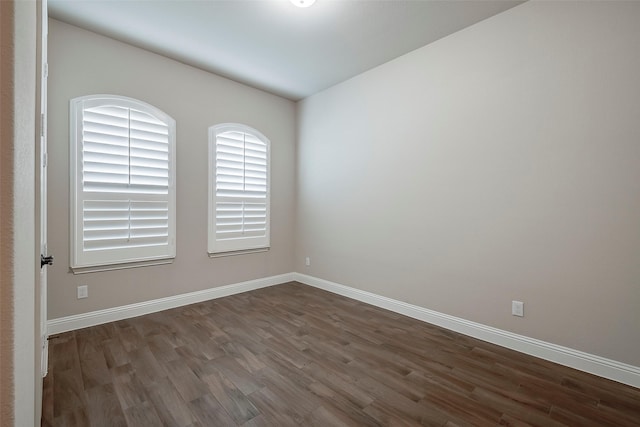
[[3, 0, 640, 425]]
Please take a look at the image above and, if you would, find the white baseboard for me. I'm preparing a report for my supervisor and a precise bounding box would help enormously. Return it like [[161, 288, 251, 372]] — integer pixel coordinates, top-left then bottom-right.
[[47, 271, 640, 389], [293, 273, 640, 389], [47, 273, 295, 335]]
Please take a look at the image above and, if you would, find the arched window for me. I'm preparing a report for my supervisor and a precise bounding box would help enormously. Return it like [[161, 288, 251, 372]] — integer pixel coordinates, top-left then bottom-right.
[[208, 123, 270, 255], [70, 95, 176, 271]]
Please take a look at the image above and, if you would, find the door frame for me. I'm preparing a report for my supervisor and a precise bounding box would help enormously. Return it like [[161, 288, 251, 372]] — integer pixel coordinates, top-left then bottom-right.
[[39, 0, 49, 378]]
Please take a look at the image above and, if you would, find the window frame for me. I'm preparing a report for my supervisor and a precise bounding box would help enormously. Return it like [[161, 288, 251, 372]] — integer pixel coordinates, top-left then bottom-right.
[[70, 94, 176, 272], [208, 123, 271, 256]]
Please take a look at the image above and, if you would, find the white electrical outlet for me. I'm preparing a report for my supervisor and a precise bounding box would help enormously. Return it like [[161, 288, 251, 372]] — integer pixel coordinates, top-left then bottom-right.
[[77, 285, 88, 299], [305, 256, 311, 266], [512, 300, 524, 317]]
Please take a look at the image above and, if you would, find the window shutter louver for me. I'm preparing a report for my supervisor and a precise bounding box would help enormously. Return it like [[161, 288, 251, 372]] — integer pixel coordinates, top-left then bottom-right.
[[71, 95, 176, 270], [209, 125, 270, 254]]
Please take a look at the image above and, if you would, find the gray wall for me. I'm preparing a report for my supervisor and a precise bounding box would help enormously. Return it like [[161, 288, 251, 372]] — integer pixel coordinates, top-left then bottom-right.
[[48, 20, 296, 319], [296, 1, 640, 366], [49, 1, 640, 369]]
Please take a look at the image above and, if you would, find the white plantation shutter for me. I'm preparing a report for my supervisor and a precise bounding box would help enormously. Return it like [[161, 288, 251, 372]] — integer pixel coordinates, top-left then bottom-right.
[[71, 95, 176, 269], [208, 124, 270, 254]]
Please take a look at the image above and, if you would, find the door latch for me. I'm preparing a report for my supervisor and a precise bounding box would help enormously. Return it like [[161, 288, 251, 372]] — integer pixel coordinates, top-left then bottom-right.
[[40, 254, 54, 268]]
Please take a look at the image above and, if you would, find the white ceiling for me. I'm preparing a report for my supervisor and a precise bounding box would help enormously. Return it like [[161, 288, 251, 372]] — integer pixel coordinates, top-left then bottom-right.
[[48, 0, 524, 101]]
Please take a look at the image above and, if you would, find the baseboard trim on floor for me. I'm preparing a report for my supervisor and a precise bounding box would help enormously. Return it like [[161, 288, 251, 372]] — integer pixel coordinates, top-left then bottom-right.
[[47, 273, 295, 335], [293, 272, 640, 389], [47, 272, 640, 389]]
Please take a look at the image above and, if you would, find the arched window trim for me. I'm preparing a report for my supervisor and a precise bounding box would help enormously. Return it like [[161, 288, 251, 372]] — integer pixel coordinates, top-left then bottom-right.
[[208, 123, 271, 256], [70, 94, 176, 272]]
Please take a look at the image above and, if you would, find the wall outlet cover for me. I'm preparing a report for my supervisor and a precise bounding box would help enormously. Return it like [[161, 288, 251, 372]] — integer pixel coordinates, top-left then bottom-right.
[[512, 300, 524, 317], [77, 285, 88, 299]]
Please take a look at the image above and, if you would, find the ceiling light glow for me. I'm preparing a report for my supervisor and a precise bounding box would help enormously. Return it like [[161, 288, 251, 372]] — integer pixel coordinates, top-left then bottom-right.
[[290, 0, 316, 8]]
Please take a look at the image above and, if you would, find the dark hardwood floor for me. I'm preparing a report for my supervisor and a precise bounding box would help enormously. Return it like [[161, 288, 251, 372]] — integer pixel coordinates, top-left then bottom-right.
[[42, 282, 640, 426]]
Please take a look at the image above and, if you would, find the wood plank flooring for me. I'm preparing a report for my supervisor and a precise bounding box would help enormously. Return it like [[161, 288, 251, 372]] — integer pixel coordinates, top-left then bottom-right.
[[42, 282, 640, 426]]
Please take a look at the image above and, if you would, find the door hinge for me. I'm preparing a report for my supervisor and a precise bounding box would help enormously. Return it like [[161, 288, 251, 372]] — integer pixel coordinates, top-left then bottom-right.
[[40, 113, 45, 137]]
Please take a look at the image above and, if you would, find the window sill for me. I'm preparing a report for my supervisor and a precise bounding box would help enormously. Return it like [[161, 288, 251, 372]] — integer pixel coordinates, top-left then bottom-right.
[[70, 258, 174, 274], [208, 247, 270, 258]]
